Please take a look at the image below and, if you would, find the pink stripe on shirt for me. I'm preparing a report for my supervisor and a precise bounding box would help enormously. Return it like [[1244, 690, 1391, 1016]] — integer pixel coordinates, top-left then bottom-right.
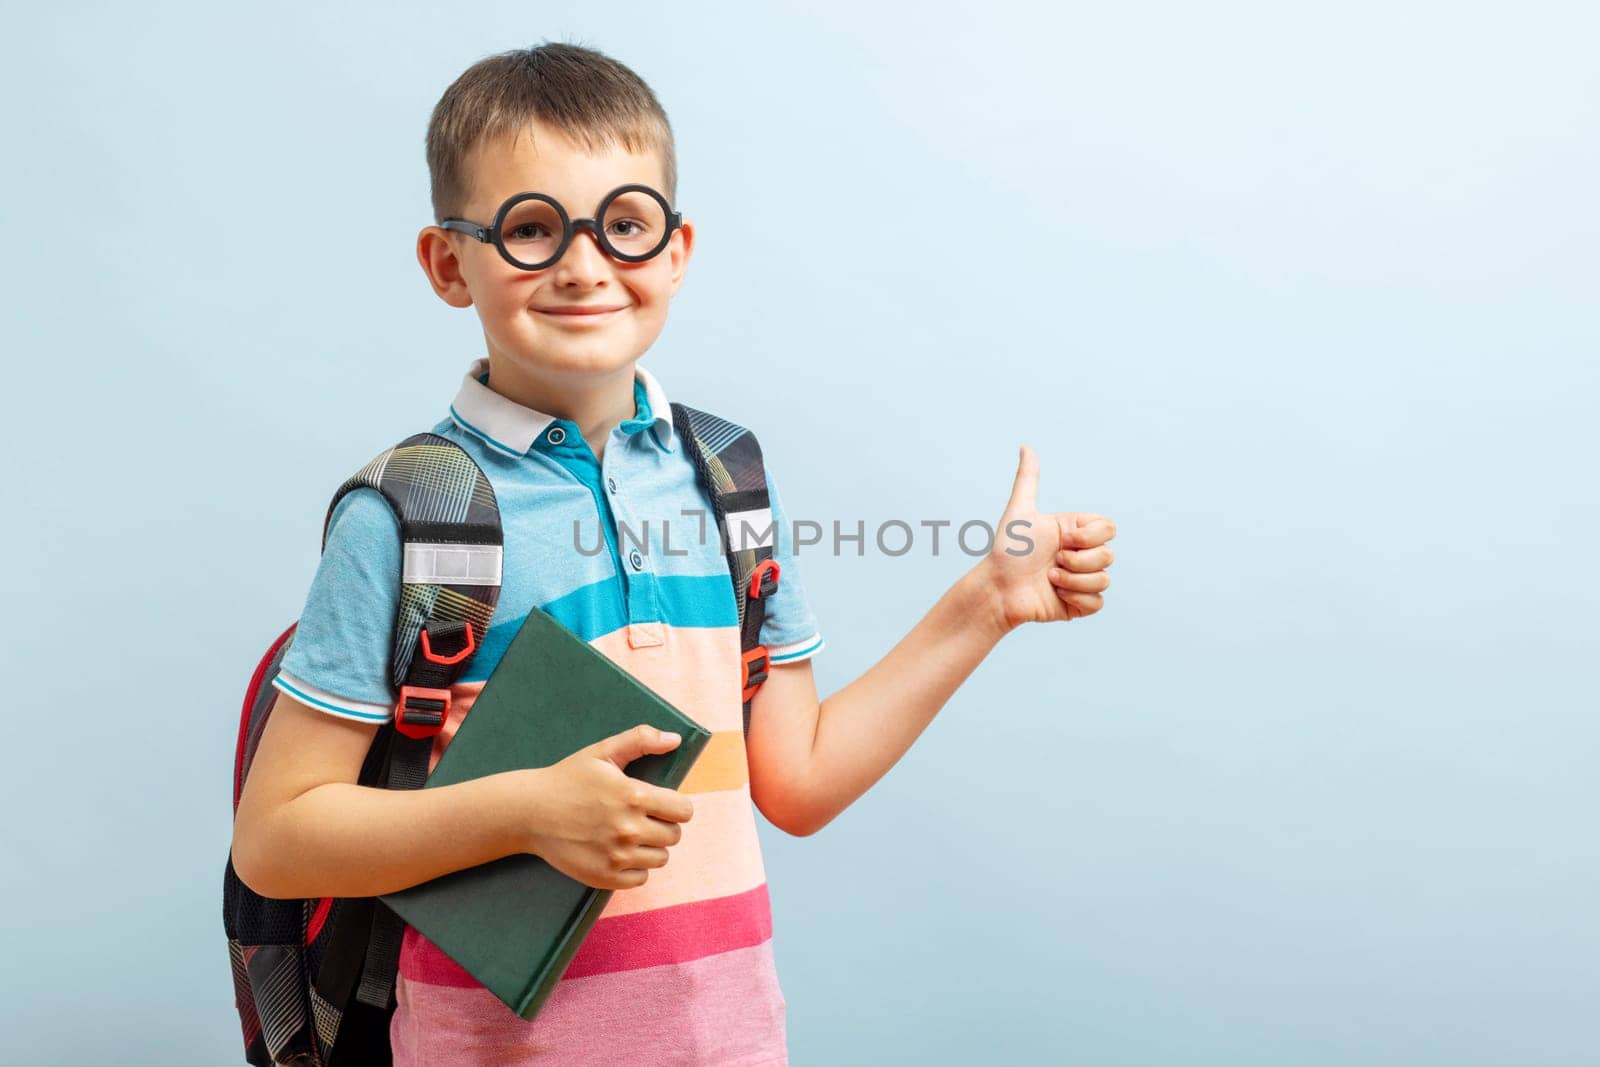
[[392, 938, 788, 1066], [401, 882, 774, 987]]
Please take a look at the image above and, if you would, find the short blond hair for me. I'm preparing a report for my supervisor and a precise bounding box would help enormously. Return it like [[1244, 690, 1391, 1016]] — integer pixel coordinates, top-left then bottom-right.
[[425, 42, 677, 223]]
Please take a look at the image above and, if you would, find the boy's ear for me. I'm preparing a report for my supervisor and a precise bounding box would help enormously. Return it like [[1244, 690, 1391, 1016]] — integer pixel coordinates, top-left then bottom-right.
[[667, 218, 695, 297], [416, 227, 474, 309]]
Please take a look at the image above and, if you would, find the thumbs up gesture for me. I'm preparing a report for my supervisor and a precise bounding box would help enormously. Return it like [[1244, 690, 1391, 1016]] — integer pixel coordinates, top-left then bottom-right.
[[984, 444, 1116, 633]]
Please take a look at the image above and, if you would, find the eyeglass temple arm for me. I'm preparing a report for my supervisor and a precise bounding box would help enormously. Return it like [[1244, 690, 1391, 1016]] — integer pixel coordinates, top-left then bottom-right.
[[439, 219, 492, 243]]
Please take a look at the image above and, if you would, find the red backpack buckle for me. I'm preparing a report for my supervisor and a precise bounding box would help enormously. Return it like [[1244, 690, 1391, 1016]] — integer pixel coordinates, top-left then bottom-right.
[[395, 687, 450, 739], [419, 622, 476, 665], [741, 645, 770, 702], [394, 623, 477, 738], [748, 559, 780, 600]]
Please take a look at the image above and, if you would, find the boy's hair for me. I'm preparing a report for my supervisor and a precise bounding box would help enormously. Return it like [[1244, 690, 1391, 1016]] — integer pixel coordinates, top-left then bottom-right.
[[426, 42, 677, 225]]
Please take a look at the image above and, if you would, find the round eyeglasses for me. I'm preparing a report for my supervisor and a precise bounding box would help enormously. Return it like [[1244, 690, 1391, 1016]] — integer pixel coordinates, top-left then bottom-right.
[[439, 184, 683, 272]]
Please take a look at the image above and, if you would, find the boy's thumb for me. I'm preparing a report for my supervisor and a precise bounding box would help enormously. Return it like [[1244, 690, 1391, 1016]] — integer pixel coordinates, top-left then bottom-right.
[[1005, 444, 1039, 514], [597, 723, 682, 768]]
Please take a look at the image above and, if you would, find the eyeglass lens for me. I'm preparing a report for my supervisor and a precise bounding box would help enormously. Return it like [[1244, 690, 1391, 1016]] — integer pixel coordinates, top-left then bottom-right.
[[500, 189, 670, 268]]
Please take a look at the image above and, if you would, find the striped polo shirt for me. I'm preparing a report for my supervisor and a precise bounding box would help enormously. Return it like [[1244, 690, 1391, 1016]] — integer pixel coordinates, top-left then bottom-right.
[[272, 356, 823, 1066]]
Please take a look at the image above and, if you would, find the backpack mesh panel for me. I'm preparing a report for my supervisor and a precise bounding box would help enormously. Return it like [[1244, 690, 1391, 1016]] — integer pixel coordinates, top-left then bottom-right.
[[224, 857, 308, 946]]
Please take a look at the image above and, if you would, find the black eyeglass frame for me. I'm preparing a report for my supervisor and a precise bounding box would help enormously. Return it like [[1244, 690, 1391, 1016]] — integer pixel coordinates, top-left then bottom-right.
[[439, 183, 684, 271]]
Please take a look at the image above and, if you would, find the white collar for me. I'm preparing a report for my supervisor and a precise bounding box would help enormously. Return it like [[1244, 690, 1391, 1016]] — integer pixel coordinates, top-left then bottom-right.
[[447, 356, 677, 456]]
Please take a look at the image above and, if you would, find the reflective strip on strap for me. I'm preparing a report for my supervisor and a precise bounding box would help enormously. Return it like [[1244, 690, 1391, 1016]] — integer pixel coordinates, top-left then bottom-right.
[[722, 507, 775, 552], [402, 542, 503, 586]]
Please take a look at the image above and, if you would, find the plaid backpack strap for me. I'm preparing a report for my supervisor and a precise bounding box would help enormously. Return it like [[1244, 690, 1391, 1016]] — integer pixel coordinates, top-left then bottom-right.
[[670, 403, 781, 736], [321, 431, 503, 691], [314, 433, 504, 1038]]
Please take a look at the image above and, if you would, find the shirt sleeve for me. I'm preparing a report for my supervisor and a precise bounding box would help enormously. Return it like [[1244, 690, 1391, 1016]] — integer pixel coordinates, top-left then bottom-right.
[[757, 463, 824, 664], [271, 487, 402, 723]]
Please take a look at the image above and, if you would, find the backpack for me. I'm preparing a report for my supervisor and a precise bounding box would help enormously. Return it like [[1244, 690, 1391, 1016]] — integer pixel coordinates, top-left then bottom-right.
[[225, 403, 784, 1066]]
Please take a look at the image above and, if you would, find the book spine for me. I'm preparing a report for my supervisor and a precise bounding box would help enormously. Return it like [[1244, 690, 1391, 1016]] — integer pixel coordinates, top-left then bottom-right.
[[515, 886, 613, 1021]]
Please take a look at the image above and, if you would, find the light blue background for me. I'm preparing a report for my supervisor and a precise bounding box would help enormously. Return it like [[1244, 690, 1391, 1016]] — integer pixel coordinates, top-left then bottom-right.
[[4, 2, 1596, 1063]]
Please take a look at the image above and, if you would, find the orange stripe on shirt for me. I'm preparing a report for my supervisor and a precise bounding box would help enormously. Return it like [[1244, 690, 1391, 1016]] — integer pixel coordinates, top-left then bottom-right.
[[679, 729, 748, 793]]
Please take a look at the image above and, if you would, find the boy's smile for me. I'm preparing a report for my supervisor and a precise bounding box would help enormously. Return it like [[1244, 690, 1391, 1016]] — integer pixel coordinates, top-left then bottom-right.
[[417, 119, 693, 427]]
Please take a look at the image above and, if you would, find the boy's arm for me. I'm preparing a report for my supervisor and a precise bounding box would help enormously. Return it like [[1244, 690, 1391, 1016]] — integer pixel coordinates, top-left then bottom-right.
[[746, 562, 1008, 837], [232, 488, 542, 899], [232, 691, 696, 899], [231, 691, 535, 899], [746, 446, 1116, 838]]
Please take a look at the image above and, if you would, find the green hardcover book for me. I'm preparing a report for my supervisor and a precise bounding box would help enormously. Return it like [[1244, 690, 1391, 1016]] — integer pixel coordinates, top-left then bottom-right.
[[379, 604, 712, 1022]]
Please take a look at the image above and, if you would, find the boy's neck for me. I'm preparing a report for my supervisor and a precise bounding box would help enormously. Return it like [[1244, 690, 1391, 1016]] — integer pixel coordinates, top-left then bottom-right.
[[484, 353, 638, 462]]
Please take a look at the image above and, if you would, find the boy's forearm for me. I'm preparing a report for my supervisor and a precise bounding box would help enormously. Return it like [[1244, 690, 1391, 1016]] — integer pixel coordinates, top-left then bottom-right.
[[799, 560, 1009, 834], [235, 770, 534, 900]]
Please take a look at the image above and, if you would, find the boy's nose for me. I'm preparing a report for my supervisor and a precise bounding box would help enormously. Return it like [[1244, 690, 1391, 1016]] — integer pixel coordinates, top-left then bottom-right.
[[551, 228, 610, 285]]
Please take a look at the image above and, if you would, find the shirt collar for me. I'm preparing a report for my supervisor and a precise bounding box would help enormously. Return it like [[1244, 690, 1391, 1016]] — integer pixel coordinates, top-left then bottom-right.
[[448, 356, 677, 457]]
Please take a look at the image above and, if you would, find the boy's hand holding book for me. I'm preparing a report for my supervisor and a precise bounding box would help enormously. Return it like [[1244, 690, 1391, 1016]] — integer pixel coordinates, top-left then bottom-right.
[[512, 724, 696, 892]]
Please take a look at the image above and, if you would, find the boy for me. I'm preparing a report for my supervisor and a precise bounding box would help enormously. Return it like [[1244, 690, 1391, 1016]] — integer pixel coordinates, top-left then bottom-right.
[[231, 42, 1116, 1066]]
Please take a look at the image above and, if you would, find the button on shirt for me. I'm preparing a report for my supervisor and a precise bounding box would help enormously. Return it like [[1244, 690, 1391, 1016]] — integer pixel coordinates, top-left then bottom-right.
[[272, 356, 824, 1065]]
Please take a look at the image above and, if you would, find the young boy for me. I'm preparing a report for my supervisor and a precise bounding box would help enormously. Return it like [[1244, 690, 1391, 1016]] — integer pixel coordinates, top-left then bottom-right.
[[232, 42, 1116, 1066]]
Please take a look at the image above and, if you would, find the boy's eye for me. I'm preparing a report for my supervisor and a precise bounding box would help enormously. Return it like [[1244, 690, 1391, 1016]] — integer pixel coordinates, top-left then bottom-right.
[[608, 218, 645, 237], [508, 223, 553, 241]]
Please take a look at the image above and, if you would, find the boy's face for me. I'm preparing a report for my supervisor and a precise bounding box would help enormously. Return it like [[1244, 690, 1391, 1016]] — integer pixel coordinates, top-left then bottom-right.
[[418, 120, 694, 384]]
